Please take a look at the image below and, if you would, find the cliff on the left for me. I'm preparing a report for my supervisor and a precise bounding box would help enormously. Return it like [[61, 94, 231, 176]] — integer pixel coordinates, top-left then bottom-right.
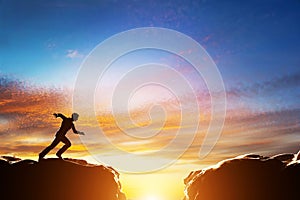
[[0, 156, 126, 200]]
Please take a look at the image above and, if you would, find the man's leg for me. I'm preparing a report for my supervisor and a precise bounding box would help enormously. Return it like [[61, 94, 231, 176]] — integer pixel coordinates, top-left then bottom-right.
[[39, 137, 60, 161], [56, 136, 71, 158]]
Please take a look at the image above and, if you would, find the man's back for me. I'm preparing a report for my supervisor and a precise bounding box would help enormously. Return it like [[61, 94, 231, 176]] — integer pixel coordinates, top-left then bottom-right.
[[56, 118, 74, 136]]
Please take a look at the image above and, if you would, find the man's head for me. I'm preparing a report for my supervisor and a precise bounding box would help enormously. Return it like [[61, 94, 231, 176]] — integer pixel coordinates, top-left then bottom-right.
[[72, 113, 79, 121]]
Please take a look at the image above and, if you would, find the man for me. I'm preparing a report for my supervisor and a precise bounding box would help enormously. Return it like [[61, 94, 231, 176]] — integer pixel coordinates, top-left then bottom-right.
[[39, 113, 84, 161]]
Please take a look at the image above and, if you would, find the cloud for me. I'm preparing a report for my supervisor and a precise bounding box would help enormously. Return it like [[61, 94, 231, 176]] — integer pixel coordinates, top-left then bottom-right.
[[0, 75, 77, 155], [0, 73, 299, 167], [227, 72, 300, 98], [0, 76, 72, 132], [179, 107, 300, 164], [66, 49, 83, 58]]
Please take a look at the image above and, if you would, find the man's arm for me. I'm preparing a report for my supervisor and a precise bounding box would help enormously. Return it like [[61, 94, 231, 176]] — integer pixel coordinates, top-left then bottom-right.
[[53, 113, 67, 119], [71, 123, 78, 134], [72, 124, 85, 135]]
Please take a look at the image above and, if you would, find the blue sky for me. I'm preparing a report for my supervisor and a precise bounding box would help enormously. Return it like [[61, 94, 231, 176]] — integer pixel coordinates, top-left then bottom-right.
[[0, 0, 299, 146], [1, 0, 300, 85], [1, 0, 299, 117]]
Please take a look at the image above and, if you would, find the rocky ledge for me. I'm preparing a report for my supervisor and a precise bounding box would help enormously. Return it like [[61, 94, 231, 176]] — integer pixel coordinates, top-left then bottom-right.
[[184, 151, 300, 200], [0, 157, 126, 200]]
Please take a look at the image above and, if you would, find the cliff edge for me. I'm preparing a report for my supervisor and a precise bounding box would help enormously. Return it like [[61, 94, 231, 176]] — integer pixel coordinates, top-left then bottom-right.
[[184, 152, 300, 200], [0, 157, 126, 200]]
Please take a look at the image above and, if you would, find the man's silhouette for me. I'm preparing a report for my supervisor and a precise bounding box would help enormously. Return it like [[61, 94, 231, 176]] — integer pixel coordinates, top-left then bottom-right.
[[39, 113, 84, 161]]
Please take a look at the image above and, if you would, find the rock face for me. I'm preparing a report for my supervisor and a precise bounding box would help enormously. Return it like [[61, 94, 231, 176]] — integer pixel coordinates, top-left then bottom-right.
[[0, 157, 126, 200], [184, 153, 300, 200]]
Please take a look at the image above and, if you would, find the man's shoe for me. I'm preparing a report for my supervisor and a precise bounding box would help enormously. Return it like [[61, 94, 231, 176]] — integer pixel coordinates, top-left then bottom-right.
[[38, 155, 44, 162], [56, 153, 62, 159]]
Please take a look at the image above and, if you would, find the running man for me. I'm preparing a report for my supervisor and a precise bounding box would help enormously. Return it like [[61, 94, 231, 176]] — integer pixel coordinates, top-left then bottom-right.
[[39, 113, 84, 161]]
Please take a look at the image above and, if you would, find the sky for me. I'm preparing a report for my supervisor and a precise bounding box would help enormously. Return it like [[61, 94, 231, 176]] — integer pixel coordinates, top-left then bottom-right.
[[0, 0, 300, 200]]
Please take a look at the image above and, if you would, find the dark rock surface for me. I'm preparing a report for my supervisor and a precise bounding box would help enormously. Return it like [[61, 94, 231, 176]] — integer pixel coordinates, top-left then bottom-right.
[[184, 153, 300, 200], [0, 157, 126, 200]]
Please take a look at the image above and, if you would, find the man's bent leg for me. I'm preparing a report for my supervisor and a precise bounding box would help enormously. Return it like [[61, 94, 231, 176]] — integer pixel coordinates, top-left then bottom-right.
[[39, 137, 60, 160], [56, 136, 71, 158]]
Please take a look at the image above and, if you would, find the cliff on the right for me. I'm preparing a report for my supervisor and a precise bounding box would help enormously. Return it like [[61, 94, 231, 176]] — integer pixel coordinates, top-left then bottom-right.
[[184, 151, 300, 200]]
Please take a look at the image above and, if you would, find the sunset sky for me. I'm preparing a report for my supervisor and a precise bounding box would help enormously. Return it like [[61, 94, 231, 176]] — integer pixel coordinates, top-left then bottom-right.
[[1, 1, 300, 200]]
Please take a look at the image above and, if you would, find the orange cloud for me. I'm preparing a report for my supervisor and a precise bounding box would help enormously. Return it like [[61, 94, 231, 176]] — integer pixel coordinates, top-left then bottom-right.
[[0, 75, 299, 169], [0, 76, 75, 156]]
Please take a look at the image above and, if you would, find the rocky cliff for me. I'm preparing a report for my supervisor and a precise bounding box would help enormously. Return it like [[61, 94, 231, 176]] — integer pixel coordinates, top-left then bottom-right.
[[184, 152, 300, 200], [0, 157, 126, 200]]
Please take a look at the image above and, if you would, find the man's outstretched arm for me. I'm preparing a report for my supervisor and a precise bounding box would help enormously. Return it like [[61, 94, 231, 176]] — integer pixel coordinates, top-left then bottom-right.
[[53, 113, 67, 119], [72, 124, 85, 135]]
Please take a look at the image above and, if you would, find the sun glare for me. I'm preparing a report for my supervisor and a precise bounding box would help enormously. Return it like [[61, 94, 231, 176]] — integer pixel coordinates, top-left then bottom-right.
[[144, 195, 162, 200]]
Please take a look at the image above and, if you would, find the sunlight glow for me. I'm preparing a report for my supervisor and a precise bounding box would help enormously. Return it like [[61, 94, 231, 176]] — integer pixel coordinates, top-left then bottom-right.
[[144, 195, 162, 200]]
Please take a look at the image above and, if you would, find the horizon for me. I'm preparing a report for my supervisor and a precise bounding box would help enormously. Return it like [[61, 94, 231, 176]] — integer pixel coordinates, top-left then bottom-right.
[[1, 1, 300, 200]]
